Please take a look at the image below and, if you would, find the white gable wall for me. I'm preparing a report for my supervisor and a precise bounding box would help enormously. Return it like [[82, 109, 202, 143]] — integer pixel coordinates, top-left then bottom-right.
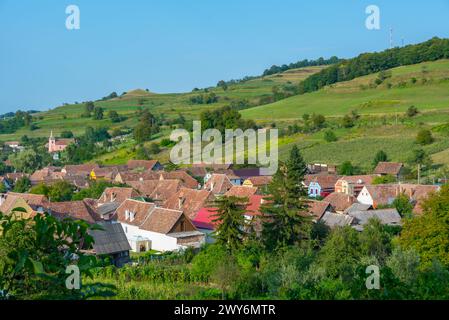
[[357, 187, 374, 206]]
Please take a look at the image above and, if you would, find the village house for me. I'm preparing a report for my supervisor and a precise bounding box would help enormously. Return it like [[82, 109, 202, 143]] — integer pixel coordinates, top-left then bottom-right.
[[43, 199, 102, 224], [128, 179, 181, 203], [194, 194, 265, 243], [88, 222, 131, 267], [306, 200, 333, 221], [374, 162, 404, 180], [0, 176, 11, 190], [62, 164, 100, 177], [0, 194, 38, 219], [203, 174, 233, 195], [323, 192, 357, 214], [4, 141, 23, 152], [98, 187, 141, 206], [307, 163, 337, 175], [242, 176, 273, 191], [115, 199, 205, 252], [159, 171, 200, 189], [163, 188, 213, 219], [320, 211, 354, 228], [225, 185, 259, 198], [334, 175, 377, 196], [357, 184, 439, 214], [0, 192, 48, 214], [348, 208, 402, 231], [304, 174, 340, 198], [127, 160, 163, 171]]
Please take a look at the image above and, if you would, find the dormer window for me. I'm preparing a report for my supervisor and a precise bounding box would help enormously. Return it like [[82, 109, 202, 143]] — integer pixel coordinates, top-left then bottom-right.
[[130, 212, 135, 222], [125, 209, 130, 220]]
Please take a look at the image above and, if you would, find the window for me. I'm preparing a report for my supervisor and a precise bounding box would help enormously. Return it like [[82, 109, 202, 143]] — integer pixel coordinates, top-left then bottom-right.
[[125, 210, 129, 220], [130, 212, 135, 222]]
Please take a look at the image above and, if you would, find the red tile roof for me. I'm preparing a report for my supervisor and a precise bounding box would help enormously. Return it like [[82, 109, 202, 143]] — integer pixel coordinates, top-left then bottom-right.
[[163, 188, 213, 219], [324, 192, 357, 212], [127, 160, 160, 170], [225, 186, 258, 198], [204, 174, 233, 195], [374, 162, 404, 176]]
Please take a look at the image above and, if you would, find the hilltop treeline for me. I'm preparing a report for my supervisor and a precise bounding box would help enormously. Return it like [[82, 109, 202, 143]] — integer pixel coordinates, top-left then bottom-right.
[[262, 56, 341, 76], [298, 37, 449, 94], [0, 111, 35, 134]]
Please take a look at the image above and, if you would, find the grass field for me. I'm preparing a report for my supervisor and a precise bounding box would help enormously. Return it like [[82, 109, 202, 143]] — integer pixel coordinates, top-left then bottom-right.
[[241, 60, 449, 120]]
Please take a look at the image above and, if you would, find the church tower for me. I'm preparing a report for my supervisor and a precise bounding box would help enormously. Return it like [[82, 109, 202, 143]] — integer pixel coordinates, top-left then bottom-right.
[[48, 130, 56, 153]]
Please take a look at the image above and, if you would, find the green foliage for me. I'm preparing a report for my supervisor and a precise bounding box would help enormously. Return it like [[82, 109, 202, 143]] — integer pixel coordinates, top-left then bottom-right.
[[200, 106, 256, 134], [8, 149, 44, 174], [297, 37, 449, 94], [399, 185, 449, 268], [392, 193, 414, 217], [406, 105, 419, 117], [342, 114, 355, 128], [0, 212, 98, 299], [373, 150, 388, 167], [133, 109, 159, 143], [212, 196, 248, 252], [338, 161, 355, 175], [93, 107, 104, 120], [13, 177, 31, 193], [60, 130, 74, 138], [71, 181, 116, 201], [372, 175, 396, 185], [416, 129, 434, 145], [261, 146, 311, 251], [323, 129, 337, 142]]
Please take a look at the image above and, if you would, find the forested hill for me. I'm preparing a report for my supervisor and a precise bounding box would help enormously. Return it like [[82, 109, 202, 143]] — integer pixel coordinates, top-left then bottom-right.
[[298, 37, 449, 94]]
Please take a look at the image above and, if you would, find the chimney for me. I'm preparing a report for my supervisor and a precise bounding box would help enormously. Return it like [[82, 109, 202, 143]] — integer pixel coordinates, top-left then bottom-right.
[[178, 197, 184, 209], [210, 182, 215, 191]]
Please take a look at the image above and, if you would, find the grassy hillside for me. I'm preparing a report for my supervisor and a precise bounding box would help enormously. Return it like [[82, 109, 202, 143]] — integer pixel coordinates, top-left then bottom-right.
[[0, 66, 325, 141], [241, 60, 449, 120]]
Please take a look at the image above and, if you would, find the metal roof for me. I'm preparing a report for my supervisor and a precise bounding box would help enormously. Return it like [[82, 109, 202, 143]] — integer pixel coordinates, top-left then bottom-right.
[[89, 223, 131, 255]]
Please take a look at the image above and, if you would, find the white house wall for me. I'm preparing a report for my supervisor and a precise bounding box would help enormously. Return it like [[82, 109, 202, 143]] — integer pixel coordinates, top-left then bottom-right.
[[120, 222, 179, 252]]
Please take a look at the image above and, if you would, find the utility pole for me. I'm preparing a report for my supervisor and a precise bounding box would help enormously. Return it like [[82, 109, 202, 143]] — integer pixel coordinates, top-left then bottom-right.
[[390, 28, 394, 49]]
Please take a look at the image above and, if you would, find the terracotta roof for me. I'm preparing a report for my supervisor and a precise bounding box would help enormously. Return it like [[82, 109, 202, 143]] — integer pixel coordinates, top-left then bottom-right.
[[116, 199, 192, 234], [63, 164, 100, 175], [159, 171, 199, 189], [304, 174, 340, 189], [30, 167, 65, 183], [44, 199, 101, 224], [99, 187, 141, 205], [337, 175, 377, 185], [5, 192, 48, 208], [114, 171, 160, 183], [183, 167, 208, 178], [140, 207, 184, 234], [244, 176, 273, 187], [306, 200, 332, 220], [55, 138, 75, 146], [128, 179, 181, 202], [324, 192, 357, 212], [225, 186, 258, 198], [374, 162, 404, 176], [0, 195, 36, 218], [5, 173, 28, 181], [116, 199, 156, 226], [163, 188, 213, 219], [127, 160, 160, 170], [204, 174, 233, 195]]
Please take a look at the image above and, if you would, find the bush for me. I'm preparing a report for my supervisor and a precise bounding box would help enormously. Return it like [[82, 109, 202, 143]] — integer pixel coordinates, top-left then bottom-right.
[[324, 130, 338, 142], [416, 129, 434, 145]]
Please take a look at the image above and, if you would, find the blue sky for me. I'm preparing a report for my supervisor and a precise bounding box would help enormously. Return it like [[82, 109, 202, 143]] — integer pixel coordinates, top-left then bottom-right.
[[1, 0, 449, 113]]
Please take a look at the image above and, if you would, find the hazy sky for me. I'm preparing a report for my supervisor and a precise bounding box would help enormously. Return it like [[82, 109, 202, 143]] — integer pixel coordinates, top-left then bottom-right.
[[1, 0, 449, 113]]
